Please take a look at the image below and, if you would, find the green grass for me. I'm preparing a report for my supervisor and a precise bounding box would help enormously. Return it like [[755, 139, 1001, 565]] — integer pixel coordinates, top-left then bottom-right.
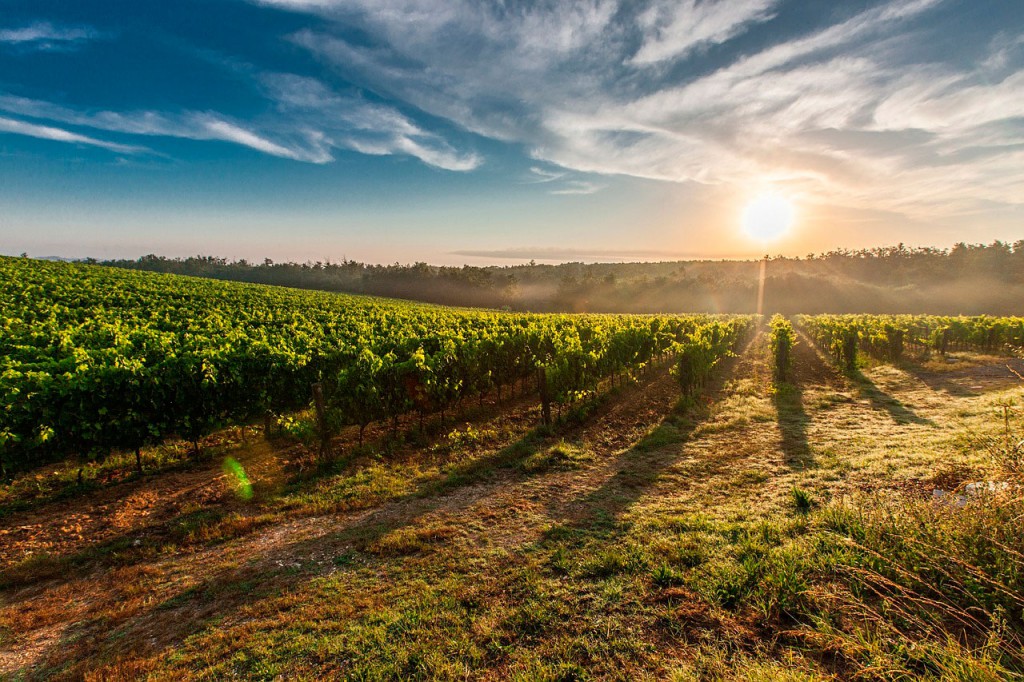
[[789, 486, 814, 513]]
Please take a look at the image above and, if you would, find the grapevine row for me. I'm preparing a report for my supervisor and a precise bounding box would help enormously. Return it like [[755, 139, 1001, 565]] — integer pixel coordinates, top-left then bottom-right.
[[797, 314, 1024, 370], [0, 257, 751, 475]]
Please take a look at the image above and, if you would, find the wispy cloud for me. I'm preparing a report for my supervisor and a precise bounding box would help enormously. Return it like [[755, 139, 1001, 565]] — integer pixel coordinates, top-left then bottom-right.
[[0, 95, 328, 162], [525, 166, 603, 195], [259, 73, 480, 170], [0, 73, 480, 170], [527, 167, 565, 183], [630, 0, 778, 65], [549, 180, 604, 196], [255, 0, 1023, 218], [199, 116, 323, 162], [0, 22, 100, 51], [0, 116, 145, 154]]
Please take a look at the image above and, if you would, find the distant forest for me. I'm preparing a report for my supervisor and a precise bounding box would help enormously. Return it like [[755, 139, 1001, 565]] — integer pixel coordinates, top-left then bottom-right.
[[93, 241, 1024, 315]]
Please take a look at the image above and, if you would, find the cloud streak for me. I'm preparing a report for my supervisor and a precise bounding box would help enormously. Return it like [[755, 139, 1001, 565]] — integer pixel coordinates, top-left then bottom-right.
[[0, 72, 480, 170], [0, 22, 100, 50], [0, 95, 326, 162], [259, 73, 480, 170], [0, 116, 145, 154], [549, 180, 604, 196], [630, 0, 778, 65]]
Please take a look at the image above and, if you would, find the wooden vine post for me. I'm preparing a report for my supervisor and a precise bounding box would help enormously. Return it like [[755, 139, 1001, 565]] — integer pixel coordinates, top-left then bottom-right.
[[538, 367, 552, 426], [311, 382, 333, 461]]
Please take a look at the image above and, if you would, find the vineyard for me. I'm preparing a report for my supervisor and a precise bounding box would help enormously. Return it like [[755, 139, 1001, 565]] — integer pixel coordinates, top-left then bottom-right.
[[2, 257, 1024, 680], [798, 313, 1024, 371], [0, 256, 751, 477]]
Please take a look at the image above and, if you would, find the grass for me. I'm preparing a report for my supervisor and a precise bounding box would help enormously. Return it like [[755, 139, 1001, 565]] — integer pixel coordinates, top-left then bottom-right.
[[0, 437, 228, 519], [789, 486, 814, 513], [520, 440, 595, 473], [2, 335, 1024, 679]]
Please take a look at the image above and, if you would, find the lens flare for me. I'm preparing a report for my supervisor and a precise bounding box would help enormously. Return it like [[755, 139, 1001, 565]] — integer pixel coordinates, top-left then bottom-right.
[[222, 457, 253, 500]]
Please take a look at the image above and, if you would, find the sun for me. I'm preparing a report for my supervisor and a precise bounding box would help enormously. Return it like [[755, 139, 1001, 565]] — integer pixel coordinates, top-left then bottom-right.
[[741, 192, 795, 243]]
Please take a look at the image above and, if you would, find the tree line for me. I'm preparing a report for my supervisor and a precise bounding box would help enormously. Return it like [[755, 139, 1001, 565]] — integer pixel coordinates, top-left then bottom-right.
[[85, 240, 1024, 315]]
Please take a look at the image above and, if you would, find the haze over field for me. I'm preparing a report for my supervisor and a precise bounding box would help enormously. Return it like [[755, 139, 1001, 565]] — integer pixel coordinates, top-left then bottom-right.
[[1, 0, 1022, 264]]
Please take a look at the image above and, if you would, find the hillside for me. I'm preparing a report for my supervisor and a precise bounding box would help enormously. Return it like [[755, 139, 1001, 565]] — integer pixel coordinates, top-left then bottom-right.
[[0, 256, 746, 480], [94, 241, 1024, 314], [1, 257, 1023, 679]]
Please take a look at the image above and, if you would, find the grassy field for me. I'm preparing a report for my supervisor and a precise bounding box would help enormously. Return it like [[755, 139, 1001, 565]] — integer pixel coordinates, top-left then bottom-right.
[[1, 328, 1022, 680]]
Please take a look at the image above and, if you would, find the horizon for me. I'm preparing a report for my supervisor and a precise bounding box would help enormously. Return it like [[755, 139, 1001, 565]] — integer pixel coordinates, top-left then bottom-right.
[[1, 0, 1023, 264], [6, 236, 1018, 270]]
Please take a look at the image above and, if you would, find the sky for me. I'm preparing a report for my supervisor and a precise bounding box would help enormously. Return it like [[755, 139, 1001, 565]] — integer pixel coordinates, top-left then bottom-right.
[[0, 0, 1022, 265]]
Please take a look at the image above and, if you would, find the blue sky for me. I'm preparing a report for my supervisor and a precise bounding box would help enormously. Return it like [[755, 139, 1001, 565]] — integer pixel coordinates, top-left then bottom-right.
[[1, 0, 1022, 264]]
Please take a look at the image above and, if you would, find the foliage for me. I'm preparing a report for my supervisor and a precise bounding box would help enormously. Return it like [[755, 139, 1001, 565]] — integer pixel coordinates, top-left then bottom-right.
[[672, 319, 751, 397], [789, 486, 813, 513], [798, 314, 1024, 370], [0, 256, 752, 475], [809, 493, 1024, 677], [97, 240, 1024, 315], [769, 315, 796, 382]]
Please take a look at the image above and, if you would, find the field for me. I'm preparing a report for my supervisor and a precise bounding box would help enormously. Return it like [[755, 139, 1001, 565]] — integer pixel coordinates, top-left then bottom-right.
[[1, 259, 1023, 680]]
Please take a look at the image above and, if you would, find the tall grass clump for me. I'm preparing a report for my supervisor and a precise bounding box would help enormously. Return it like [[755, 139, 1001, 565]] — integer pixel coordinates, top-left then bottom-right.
[[769, 315, 797, 382], [789, 486, 813, 513], [806, 492, 1024, 678], [969, 397, 1024, 477]]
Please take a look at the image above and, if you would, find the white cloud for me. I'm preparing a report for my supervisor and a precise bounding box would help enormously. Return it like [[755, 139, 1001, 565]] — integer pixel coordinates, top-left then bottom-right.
[[0, 116, 145, 154], [6, 0, 1020, 218], [0, 22, 99, 49], [0, 95, 330, 162], [525, 166, 603, 195], [258, 73, 480, 170], [631, 0, 778, 65], [874, 71, 1024, 133], [527, 167, 565, 183], [0, 74, 481, 170], [198, 116, 328, 162], [550, 180, 604, 196]]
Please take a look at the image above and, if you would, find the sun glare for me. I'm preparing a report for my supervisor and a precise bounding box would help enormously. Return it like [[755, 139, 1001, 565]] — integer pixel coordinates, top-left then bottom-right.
[[741, 192, 795, 243]]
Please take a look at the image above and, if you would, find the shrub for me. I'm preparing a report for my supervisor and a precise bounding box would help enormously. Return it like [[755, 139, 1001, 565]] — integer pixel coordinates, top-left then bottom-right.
[[769, 315, 797, 382]]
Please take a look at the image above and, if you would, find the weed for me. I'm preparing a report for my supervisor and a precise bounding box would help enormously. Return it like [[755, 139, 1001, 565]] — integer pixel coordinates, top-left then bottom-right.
[[790, 486, 814, 513], [520, 441, 593, 473], [652, 564, 684, 588]]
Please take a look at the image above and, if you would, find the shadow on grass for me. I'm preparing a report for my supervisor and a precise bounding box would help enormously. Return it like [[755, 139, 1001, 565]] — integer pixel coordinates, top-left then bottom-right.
[[0, 444, 220, 521], [3, 365, 688, 677], [551, 332, 756, 528], [852, 370, 934, 425], [774, 382, 812, 468], [3, 336, 764, 679], [897, 359, 981, 397], [0, 438, 552, 675]]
